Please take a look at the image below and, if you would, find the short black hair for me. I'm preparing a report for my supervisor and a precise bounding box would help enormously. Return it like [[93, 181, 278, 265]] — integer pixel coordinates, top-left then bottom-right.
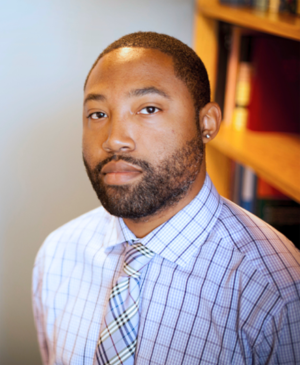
[[84, 31, 211, 113]]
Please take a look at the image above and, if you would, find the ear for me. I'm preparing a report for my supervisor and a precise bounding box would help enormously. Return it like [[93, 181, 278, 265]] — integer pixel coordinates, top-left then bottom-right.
[[198, 102, 222, 144]]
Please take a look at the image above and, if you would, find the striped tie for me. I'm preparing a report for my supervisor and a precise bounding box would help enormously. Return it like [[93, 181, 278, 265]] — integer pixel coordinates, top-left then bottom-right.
[[95, 241, 155, 365]]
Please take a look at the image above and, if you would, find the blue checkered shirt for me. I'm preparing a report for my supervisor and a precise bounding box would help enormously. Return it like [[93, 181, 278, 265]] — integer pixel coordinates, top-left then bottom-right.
[[32, 175, 300, 364]]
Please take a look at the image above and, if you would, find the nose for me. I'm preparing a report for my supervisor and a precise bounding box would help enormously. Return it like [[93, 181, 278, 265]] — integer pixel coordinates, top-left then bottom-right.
[[102, 113, 135, 153]]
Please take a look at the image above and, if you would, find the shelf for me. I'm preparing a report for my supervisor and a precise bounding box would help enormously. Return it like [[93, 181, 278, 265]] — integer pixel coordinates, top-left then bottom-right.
[[209, 124, 300, 202], [197, 0, 300, 41]]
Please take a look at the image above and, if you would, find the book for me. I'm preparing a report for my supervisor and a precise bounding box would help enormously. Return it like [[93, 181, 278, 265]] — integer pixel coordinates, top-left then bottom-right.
[[231, 171, 300, 247], [231, 163, 257, 213], [220, 0, 249, 5], [215, 22, 232, 116], [231, 162, 243, 205], [269, 0, 297, 13], [254, 0, 269, 11], [232, 35, 253, 131], [247, 35, 300, 133], [256, 178, 300, 248], [269, 0, 280, 12], [223, 27, 241, 126], [280, 0, 297, 13], [240, 166, 257, 213], [256, 178, 286, 198]]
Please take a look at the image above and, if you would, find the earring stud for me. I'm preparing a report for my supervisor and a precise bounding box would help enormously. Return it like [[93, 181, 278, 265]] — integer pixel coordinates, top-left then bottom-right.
[[206, 134, 210, 139]]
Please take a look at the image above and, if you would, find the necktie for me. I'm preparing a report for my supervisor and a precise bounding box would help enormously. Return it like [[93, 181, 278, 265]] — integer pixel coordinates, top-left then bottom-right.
[[95, 241, 155, 365]]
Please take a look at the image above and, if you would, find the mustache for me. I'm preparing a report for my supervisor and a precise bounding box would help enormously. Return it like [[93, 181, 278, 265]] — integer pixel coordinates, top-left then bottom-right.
[[93, 154, 152, 174]]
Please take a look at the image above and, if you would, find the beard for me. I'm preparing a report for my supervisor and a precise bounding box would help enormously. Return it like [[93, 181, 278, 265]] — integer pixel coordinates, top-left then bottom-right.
[[83, 134, 204, 221]]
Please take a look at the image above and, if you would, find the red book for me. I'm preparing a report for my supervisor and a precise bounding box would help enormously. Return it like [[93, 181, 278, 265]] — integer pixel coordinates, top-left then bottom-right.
[[257, 178, 286, 199], [247, 36, 300, 133]]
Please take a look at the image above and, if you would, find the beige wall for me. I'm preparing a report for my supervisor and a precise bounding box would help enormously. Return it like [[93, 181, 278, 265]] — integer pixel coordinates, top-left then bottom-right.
[[0, 0, 194, 363]]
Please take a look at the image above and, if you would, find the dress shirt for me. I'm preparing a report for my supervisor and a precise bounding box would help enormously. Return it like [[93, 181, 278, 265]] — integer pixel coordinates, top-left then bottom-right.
[[32, 175, 300, 365]]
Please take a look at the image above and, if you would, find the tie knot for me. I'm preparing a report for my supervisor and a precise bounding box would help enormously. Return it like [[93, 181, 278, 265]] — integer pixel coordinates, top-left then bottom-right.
[[123, 242, 155, 278]]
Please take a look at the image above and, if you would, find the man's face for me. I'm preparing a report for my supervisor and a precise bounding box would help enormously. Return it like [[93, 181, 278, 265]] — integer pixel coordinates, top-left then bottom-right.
[[83, 47, 204, 220]]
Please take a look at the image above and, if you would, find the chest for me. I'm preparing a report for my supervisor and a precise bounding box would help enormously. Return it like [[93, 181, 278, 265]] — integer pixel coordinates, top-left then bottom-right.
[[42, 247, 273, 364]]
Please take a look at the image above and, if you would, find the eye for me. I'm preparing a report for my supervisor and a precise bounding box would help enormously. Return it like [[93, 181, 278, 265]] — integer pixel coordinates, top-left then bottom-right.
[[88, 112, 107, 120], [139, 106, 160, 115]]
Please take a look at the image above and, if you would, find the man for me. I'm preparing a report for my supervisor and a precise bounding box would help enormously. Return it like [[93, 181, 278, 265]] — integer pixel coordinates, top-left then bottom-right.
[[33, 32, 300, 365]]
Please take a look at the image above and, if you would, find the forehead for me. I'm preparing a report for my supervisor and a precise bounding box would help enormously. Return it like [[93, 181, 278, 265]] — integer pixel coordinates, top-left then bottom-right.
[[85, 47, 181, 93]]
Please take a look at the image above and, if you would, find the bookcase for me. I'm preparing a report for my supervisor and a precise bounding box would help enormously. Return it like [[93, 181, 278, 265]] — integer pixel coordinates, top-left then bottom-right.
[[194, 0, 300, 203]]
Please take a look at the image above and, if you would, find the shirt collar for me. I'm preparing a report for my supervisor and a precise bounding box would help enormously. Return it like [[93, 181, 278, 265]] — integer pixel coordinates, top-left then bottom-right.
[[118, 174, 223, 267]]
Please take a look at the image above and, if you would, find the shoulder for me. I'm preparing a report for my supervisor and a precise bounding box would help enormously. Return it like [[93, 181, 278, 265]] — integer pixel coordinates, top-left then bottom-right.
[[34, 206, 115, 267], [212, 197, 300, 302]]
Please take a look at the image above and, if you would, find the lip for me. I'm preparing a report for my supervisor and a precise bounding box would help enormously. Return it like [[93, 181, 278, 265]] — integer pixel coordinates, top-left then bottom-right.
[[101, 161, 142, 185], [101, 161, 142, 174]]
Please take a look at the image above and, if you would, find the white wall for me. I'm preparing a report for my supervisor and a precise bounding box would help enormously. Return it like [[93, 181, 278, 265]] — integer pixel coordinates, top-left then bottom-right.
[[0, 0, 194, 363]]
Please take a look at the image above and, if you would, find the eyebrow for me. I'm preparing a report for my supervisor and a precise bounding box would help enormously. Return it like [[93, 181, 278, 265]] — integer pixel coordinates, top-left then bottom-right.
[[84, 86, 170, 105], [84, 93, 106, 105], [127, 87, 170, 99]]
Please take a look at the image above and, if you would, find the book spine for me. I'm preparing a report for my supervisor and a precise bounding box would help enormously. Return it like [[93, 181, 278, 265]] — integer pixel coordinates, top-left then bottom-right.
[[232, 163, 243, 206], [240, 166, 257, 213], [223, 27, 241, 126], [232, 62, 252, 131], [247, 36, 300, 133], [257, 178, 286, 198], [220, 0, 247, 5], [269, 0, 280, 12], [256, 180, 300, 247], [280, 0, 297, 13], [254, 0, 269, 11], [268, 0, 297, 13], [214, 22, 231, 116], [232, 35, 253, 131]]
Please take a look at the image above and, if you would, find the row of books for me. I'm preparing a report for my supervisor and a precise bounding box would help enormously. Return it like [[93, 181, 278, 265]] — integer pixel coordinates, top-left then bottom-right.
[[215, 22, 300, 134], [220, 0, 300, 14], [214, 21, 300, 246], [231, 162, 300, 247]]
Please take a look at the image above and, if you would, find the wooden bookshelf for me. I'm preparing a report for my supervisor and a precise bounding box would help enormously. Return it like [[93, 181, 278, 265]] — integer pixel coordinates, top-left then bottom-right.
[[194, 0, 300, 203], [211, 125, 300, 202], [197, 1, 300, 41]]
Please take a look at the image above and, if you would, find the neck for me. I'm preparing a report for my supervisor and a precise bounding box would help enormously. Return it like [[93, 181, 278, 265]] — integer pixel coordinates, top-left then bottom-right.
[[123, 165, 206, 238]]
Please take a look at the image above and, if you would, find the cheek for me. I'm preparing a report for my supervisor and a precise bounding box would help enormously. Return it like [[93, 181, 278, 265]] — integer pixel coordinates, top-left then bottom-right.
[[153, 123, 198, 162], [82, 131, 104, 167], [82, 131, 92, 158], [138, 128, 181, 162]]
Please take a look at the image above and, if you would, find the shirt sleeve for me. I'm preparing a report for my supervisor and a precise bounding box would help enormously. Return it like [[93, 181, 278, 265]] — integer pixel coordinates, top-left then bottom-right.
[[32, 248, 49, 365], [254, 298, 300, 364]]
